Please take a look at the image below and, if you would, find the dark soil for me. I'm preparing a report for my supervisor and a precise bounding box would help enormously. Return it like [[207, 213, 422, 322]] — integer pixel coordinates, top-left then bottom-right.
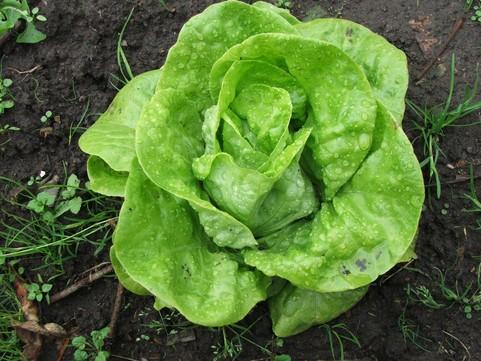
[[1, 0, 481, 360]]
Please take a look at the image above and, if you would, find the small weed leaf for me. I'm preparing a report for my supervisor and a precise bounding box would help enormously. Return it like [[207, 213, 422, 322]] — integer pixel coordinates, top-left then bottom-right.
[[91, 327, 110, 350], [61, 174, 80, 199], [275, 337, 284, 348], [275, 355, 292, 361], [73, 349, 89, 361], [55, 197, 82, 218], [27, 191, 56, 213], [41, 283, 53, 293], [72, 336, 87, 349], [94, 351, 110, 361], [3, 78, 13, 87]]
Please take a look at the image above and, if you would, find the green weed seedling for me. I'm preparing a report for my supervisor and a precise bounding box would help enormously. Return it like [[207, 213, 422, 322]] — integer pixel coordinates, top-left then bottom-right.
[[211, 316, 283, 361], [471, 5, 481, 23], [274, 355, 292, 361], [40, 110, 53, 123], [27, 171, 45, 186], [406, 266, 481, 320], [464, 166, 481, 229], [408, 54, 481, 198], [0, 270, 23, 360], [26, 274, 52, 303], [0, 2, 47, 43], [109, 8, 135, 90], [398, 307, 433, 352], [27, 174, 83, 222], [275, 0, 292, 9], [71, 327, 110, 361], [0, 174, 118, 274], [320, 323, 361, 361], [0, 77, 14, 114], [0, 124, 20, 134]]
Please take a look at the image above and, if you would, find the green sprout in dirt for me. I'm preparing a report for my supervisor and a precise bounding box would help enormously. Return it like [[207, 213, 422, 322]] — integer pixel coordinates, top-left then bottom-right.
[[0, 174, 119, 274], [27, 174, 83, 223], [25, 273, 52, 303], [68, 98, 91, 145], [0, 76, 14, 114], [210, 316, 291, 361], [398, 307, 433, 352], [408, 54, 481, 198], [109, 7, 135, 90], [405, 266, 481, 319], [0, 123, 19, 134], [275, 0, 292, 9], [40, 109, 52, 123], [27, 171, 45, 186], [468, 1, 481, 23], [319, 323, 361, 361], [464, 165, 481, 229], [142, 308, 193, 337], [71, 327, 110, 361], [0, 0, 47, 43], [0, 270, 23, 360]]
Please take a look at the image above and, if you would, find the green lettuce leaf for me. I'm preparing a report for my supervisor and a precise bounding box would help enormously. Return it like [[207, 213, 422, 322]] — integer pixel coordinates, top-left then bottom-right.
[[210, 33, 377, 200], [110, 245, 150, 296], [113, 159, 270, 326], [79, 69, 161, 172], [244, 103, 424, 292], [135, 89, 258, 249], [296, 18, 408, 123], [87, 156, 127, 197], [269, 284, 368, 337], [155, 0, 298, 113]]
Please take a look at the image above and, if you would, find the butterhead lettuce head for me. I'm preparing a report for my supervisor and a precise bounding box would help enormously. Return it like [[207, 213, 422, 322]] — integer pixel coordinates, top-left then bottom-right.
[[79, 1, 424, 337]]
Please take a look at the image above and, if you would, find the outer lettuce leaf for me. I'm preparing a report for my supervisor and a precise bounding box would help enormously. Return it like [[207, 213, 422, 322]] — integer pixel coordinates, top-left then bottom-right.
[[253, 2, 301, 25], [110, 246, 150, 296], [296, 19, 408, 124], [210, 33, 377, 200], [87, 156, 127, 197], [135, 89, 258, 249], [244, 103, 424, 292], [113, 159, 270, 326], [155, 0, 298, 113], [269, 284, 368, 337], [79, 69, 161, 172]]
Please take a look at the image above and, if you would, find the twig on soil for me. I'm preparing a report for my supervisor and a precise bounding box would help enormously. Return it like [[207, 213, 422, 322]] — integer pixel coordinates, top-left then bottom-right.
[[426, 173, 481, 187], [416, 17, 465, 83], [55, 337, 70, 361], [50, 264, 113, 303], [442, 330, 471, 361], [379, 259, 414, 285], [78, 261, 112, 277], [108, 282, 124, 338], [7, 65, 42, 74]]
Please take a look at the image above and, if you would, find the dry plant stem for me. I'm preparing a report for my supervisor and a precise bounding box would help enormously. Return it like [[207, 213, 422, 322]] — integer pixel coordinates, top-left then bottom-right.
[[426, 173, 481, 187], [50, 264, 113, 303], [55, 338, 70, 361], [7, 64, 42, 74], [108, 282, 124, 338], [416, 17, 465, 82]]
